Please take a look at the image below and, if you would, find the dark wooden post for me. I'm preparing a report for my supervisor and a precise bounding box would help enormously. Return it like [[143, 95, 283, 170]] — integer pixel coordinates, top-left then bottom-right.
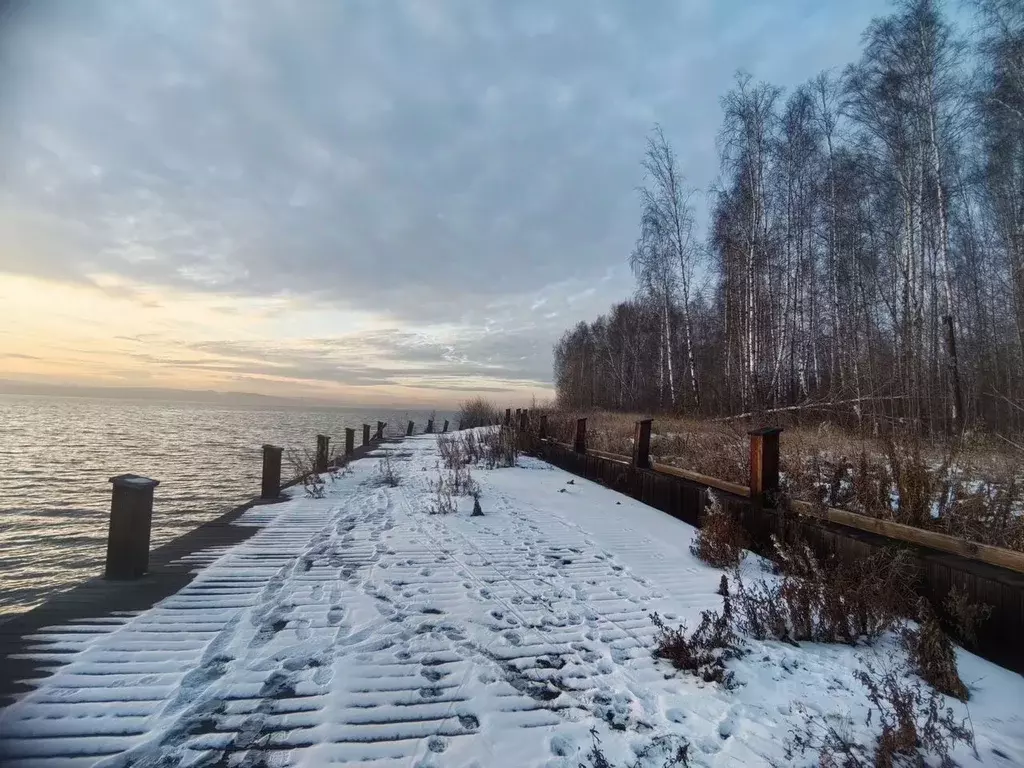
[[458, 420, 463, 431], [426, 419, 434, 433], [362, 424, 371, 446], [443, 419, 449, 433], [749, 427, 783, 507], [261, 444, 283, 499], [574, 418, 587, 454], [407, 420, 414, 436], [539, 414, 548, 439], [316, 434, 330, 473], [632, 419, 653, 469], [519, 409, 528, 432], [376, 421, 385, 440], [345, 428, 355, 456], [504, 408, 511, 426], [105, 474, 159, 580]]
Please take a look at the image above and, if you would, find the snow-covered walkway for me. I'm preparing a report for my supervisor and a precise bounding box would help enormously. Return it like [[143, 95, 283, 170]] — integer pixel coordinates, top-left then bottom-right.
[[1, 433, 1022, 767]]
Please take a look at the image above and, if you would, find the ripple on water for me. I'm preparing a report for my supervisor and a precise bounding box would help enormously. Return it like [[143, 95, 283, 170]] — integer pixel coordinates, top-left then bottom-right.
[[0, 395, 452, 616]]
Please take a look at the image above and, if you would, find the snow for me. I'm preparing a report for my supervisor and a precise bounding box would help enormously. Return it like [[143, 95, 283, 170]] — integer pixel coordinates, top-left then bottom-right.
[[1, 430, 1022, 767]]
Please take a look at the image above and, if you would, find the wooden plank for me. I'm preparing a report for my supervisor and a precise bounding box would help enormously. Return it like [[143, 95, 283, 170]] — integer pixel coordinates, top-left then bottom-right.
[[651, 461, 751, 499], [587, 447, 631, 465], [788, 499, 1024, 576]]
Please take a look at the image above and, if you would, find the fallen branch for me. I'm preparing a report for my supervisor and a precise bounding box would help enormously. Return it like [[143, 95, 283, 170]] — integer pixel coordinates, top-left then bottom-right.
[[714, 396, 909, 422]]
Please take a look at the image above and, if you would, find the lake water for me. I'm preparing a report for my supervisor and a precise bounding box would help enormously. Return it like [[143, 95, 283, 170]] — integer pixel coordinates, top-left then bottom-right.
[[0, 394, 455, 617]]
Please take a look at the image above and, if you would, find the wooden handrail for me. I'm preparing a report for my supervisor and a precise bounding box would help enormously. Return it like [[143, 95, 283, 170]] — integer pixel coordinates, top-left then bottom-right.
[[528, 435, 1024, 575], [587, 448, 631, 465], [651, 462, 752, 499], [788, 499, 1024, 575]]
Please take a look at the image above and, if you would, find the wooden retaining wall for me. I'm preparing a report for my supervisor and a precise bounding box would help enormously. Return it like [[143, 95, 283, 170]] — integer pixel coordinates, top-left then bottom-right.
[[527, 437, 1024, 676]]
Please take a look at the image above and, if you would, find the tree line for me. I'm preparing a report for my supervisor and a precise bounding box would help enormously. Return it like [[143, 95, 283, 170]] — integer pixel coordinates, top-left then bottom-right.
[[553, 0, 1024, 436]]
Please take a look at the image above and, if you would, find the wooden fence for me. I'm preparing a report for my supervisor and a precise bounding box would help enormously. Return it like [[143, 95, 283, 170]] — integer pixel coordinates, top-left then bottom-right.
[[500, 413, 1024, 675]]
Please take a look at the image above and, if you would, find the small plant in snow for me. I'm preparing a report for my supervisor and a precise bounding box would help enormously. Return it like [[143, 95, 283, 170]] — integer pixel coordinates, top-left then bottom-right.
[[471, 493, 483, 517], [903, 598, 969, 701], [437, 433, 466, 469], [373, 449, 402, 487], [786, 660, 974, 768], [650, 583, 739, 689], [287, 448, 327, 499], [689, 490, 746, 569], [427, 471, 456, 515]]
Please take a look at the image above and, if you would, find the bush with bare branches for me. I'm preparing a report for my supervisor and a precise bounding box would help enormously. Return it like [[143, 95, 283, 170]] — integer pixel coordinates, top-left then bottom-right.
[[458, 397, 500, 429], [287, 448, 327, 499], [733, 536, 913, 645], [903, 598, 969, 701], [689, 490, 747, 568], [650, 598, 739, 689], [787, 660, 974, 768], [373, 449, 402, 487]]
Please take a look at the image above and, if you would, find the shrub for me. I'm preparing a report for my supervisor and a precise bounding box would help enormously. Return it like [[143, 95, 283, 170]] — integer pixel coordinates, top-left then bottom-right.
[[287, 448, 327, 499], [650, 587, 739, 688], [373, 449, 402, 487], [943, 584, 991, 650], [427, 471, 456, 515], [689, 490, 746, 568], [787, 660, 973, 768], [479, 425, 518, 468], [733, 536, 912, 645], [437, 433, 466, 469], [458, 397, 500, 429], [903, 598, 968, 701]]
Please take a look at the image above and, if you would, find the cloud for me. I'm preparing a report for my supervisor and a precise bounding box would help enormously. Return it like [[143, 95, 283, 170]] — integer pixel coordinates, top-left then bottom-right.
[[0, 0, 891, 395]]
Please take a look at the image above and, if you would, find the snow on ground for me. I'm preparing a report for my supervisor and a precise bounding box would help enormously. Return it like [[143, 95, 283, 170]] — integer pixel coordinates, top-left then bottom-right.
[[0, 431, 1022, 767]]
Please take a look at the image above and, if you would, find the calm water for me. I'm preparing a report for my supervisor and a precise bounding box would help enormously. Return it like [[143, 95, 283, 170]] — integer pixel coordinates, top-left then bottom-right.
[[0, 394, 454, 616]]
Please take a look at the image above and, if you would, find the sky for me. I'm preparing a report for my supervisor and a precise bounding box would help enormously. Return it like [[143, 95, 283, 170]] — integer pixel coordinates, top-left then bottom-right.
[[0, 0, 893, 407]]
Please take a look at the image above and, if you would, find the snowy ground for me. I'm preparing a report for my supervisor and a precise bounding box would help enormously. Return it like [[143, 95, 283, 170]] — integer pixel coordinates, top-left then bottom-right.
[[1, 431, 1022, 767]]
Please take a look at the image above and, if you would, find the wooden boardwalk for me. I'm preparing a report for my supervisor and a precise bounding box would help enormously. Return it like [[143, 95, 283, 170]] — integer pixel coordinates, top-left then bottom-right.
[[0, 440, 384, 709]]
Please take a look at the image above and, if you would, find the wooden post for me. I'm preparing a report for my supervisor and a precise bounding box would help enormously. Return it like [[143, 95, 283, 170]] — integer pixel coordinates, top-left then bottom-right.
[[749, 427, 783, 507], [407, 420, 414, 436], [519, 409, 528, 432], [105, 474, 159, 580], [539, 414, 548, 439], [632, 419, 653, 469], [376, 421, 385, 440], [574, 418, 587, 454], [261, 444, 283, 499], [345, 428, 355, 456], [504, 408, 511, 427], [362, 424, 371, 446], [316, 434, 330, 473], [458, 420, 463, 431], [443, 419, 449, 433], [426, 419, 434, 434]]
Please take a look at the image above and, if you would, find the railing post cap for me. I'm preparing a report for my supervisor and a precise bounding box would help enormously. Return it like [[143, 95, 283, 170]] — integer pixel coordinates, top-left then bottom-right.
[[636, 417, 653, 424], [262, 444, 283, 452], [110, 474, 160, 490], [748, 426, 783, 437]]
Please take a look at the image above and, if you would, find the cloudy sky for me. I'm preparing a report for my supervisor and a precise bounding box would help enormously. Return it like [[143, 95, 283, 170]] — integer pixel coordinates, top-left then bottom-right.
[[0, 0, 890, 406]]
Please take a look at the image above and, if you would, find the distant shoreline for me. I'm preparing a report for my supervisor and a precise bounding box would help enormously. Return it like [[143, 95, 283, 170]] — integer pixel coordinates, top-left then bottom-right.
[[0, 381, 446, 411]]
